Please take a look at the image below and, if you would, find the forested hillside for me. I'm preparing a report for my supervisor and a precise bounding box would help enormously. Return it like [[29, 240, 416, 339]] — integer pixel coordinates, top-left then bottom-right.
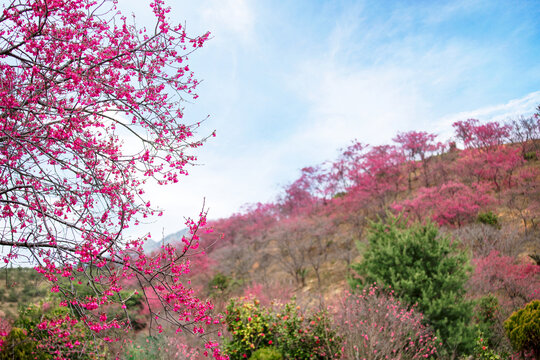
[[2, 112, 539, 359], [196, 110, 540, 359]]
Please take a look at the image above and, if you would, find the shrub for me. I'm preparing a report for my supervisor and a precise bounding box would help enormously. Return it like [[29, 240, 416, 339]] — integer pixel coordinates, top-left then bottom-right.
[[472, 296, 515, 357], [0, 302, 106, 359], [335, 285, 438, 359], [223, 297, 341, 360], [474, 332, 502, 360], [224, 297, 275, 360], [209, 273, 232, 293], [524, 151, 538, 161], [349, 215, 475, 357], [274, 301, 341, 360], [123, 334, 200, 360], [250, 347, 283, 360], [477, 211, 500, 228], [504, 300, 540, 359], [0, 327, 47, 360]]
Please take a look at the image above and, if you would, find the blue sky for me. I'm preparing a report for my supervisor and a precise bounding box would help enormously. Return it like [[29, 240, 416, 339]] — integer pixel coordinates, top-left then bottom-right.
[[117, 0, 540, 239]]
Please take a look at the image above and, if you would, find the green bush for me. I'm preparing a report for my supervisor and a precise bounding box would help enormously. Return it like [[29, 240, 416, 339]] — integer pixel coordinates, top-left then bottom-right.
[[124, 335, 163, 360], [274, 301, 341, 360], [1, 302, 106, 359], [224, 297, 275, 360], [209, 273, 232, 293], [250, 347, 283, 360], [223, 297, 341, 360], [524, 151, 538, 161], [349, 215, 475, 357], [477, 211, 500, 228], [6, 289, 17, 303], [473, 294, 511, 353], [474, 331, 502, 360], [0, 327, 49, 360], [504, 300, 540, 358]]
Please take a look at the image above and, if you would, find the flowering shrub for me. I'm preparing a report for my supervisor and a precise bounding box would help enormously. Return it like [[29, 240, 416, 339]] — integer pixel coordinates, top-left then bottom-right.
[[0, 318, 10, 354], [335, 285, 438, 360], [223, 297, 341, 360], [0, 302, 107, 359], [224, 297, 275, 359], [274, 301, 341, 360], [474, 332, 502, 360], [393, 181, 493, 227]]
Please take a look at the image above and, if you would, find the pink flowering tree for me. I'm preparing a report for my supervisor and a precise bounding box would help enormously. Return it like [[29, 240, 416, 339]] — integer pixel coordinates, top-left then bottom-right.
[[453, 119, 511, 150], [338, 144, 406, 217], [470, 251, 540, 311], [452, 119, 523, 192], [0, 0, 224, 358], [393, 130, 443, 189], [393, 181, 494, 227]]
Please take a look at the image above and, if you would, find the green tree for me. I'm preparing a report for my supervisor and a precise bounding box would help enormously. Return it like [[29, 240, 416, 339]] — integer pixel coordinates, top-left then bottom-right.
[[349, 215, 475, 358]]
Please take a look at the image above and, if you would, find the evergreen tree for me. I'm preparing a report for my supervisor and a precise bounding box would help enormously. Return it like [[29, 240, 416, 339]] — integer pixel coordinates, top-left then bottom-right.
[[349, 215, 475, 358]]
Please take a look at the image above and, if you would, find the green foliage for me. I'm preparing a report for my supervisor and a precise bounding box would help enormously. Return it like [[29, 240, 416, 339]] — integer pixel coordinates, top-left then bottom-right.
[[474, 332, 502, 360], [14, 302, 68, 331], [476, 295, 500, 325], [473, 295, 502, 349], [224, 297, 275, 360], [1, 302, 106, 359], [209, 273, 232, 293], [0, 327, 50, 360], [477, 211, 500, 228], [349, 215, 475, 357], [274, 302, 341, 360], [524, 151, 538, 161], [223, 297, 341, 360], [121, 291, 144, 309], [0, 267, 47, 305], [332, 191, 346, 199], [504, 300, 540, 357], [476, 211, 501, 229], [124, 335, 163, 360], [250, 347, 283, 360]]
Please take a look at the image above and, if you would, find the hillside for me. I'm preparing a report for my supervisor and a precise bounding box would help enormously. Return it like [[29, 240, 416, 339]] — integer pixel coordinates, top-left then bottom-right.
[[1, 112, 539, 359], [202, 115, 540, 299], [192, 112, 540, 358]]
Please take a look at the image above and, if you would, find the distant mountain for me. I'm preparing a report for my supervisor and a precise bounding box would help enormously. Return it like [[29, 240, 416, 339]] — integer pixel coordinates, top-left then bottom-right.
[[142, 228, 190, 254]]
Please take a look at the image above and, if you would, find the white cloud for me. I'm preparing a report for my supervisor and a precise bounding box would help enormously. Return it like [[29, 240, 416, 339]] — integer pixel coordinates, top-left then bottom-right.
[[431, 91, 540, 141], [291, 59, 430, 150], [200, 0, 255, 44]]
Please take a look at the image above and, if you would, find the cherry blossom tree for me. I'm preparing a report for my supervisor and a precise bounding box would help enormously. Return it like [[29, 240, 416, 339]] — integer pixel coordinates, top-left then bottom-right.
[[507, 114, 540, 158], [393, 181, 494, 227], [0, 0, 224, 357], [393, 130, 443, 189], [453, 119, 511, 151], [470, 251, 540, 312], [338, 144, 406, 217]]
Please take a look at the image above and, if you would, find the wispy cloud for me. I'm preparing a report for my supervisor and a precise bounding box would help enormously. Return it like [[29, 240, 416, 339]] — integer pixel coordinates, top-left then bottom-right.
[[117, 0, 540, 237], [201, 0, 255, 44], [431, 91, 540, 141]]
